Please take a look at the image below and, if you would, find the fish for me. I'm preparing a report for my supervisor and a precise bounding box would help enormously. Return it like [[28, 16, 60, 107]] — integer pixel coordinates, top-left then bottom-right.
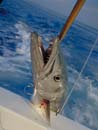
[[30, 32, 68, 124], [30, 0, 86, 125]]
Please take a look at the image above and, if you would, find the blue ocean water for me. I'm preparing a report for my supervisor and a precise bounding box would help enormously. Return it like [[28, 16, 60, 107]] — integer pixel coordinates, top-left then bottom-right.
[[0, 0, 98, 129]]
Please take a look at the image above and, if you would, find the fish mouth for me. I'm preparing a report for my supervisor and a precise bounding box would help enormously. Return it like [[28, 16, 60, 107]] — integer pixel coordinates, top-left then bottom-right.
[[37, 37, 53, 66], [31, 32, 53, 65], [31, 32, 59, 75]]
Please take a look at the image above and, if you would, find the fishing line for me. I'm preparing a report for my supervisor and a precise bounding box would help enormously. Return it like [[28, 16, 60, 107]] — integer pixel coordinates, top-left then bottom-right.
[[24, 83, 33, 96], [59, 36, 98, 114]]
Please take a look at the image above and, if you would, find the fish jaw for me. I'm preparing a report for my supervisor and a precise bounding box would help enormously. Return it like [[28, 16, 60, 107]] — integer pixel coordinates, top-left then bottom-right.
[[30, 32, 51, 124], [30, 32, 45, 81]]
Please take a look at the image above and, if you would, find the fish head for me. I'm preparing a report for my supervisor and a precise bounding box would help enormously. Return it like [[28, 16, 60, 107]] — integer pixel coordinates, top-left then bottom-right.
[[30, 32, 68, 123]]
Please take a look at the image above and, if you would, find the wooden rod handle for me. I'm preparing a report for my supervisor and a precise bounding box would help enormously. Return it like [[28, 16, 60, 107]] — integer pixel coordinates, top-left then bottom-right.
[[59, 0, 86, 41]]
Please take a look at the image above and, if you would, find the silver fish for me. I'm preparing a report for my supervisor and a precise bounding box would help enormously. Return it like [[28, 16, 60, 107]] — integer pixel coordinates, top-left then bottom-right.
[[30, 32, 68, 124], [30, 0, 86, 125]]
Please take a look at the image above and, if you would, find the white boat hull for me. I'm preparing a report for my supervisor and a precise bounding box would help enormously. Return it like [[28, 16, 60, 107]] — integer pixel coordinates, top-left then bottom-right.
[[0, 87, 91, 130]]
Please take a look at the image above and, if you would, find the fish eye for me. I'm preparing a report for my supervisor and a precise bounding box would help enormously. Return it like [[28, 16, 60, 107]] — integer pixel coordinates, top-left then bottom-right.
[[54, 75, 61, 82]]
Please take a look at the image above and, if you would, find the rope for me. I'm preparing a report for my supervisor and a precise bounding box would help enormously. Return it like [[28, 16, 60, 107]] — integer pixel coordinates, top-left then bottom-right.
[[59, 36, 98, 114]]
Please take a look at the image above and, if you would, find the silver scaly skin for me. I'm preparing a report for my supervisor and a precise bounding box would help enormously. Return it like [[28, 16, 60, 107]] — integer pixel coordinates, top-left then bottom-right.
[[30, 32, 68, 124]]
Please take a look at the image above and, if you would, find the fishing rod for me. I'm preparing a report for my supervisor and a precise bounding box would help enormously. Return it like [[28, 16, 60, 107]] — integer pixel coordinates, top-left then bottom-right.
[[58, 0, 86, 41]]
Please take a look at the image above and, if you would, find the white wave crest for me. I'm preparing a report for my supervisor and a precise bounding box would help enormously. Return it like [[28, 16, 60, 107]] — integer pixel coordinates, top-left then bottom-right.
[[15, 21, 31, 56]]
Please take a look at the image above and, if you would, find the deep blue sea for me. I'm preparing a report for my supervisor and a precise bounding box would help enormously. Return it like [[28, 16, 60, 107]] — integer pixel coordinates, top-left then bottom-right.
[[0, 0, 98, 130]]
